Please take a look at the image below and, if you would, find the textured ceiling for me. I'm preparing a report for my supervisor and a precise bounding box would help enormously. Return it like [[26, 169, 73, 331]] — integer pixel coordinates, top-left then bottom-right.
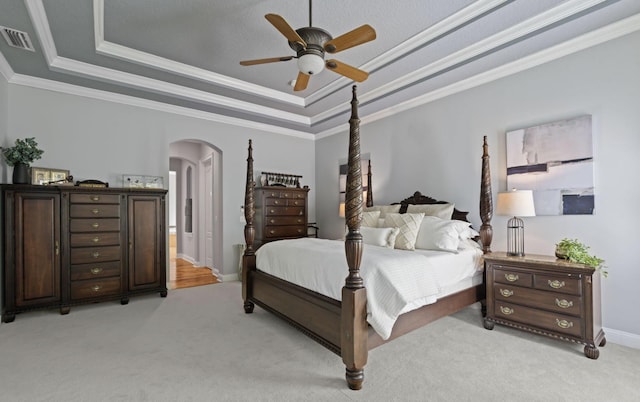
[[1, 0, 639, 137]]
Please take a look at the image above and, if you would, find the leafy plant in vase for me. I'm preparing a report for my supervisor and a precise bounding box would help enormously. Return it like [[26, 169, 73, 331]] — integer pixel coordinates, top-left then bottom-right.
[[1, 137, 45, 184], [555, 238, 607, 277]]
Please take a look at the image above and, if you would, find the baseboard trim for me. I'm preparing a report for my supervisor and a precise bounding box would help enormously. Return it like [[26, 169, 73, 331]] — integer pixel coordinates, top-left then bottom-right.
[[603, 327, 640, 349], [220, 274, 241, 283]]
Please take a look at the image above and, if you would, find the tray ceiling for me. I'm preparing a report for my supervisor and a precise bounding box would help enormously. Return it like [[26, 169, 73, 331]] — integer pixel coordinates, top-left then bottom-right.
[[1, 0, 639, 137]]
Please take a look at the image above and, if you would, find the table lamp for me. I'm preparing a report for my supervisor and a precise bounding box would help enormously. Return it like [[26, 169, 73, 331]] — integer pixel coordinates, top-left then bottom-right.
[[496, 189, 536, 256]]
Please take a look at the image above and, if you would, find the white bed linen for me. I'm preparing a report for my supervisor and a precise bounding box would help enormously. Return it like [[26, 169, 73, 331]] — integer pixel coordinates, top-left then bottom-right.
[[255, 238, 482, 340]]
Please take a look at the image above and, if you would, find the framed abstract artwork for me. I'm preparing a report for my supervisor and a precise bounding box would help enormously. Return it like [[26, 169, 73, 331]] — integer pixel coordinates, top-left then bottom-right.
[[506, 115, 594, 215]]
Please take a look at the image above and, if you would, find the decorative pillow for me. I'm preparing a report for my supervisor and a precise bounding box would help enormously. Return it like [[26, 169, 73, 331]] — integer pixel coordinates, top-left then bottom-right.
[[364, 204, 401, 219], [414, 216, 461, 253], [450, 220, 480, 240], [406, 203, 455, 220], [361, 211, 381, 227], [377, 218, 386, 228], [361, 226, 400, 249], [383, 212, 425, 251]]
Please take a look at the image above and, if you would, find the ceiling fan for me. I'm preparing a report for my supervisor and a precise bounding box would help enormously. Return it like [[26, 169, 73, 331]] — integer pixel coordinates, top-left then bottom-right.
[[239, 0, 376, 92]]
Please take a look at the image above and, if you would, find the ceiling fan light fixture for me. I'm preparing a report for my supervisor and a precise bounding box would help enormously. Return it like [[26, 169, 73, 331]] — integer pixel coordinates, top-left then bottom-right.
[[297, 53, 324, 75]]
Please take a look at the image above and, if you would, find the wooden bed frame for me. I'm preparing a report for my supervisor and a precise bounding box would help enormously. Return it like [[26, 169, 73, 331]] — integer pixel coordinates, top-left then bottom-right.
[[242, 86, 493, 390]]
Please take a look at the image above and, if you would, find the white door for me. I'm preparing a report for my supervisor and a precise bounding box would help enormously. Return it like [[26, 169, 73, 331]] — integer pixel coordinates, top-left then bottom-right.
[[204, 157, 214, 269]]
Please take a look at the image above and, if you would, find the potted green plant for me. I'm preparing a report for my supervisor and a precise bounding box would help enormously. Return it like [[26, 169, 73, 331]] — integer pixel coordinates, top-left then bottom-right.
[[1, 137, 44, 184], [555, 238, 607, 277]]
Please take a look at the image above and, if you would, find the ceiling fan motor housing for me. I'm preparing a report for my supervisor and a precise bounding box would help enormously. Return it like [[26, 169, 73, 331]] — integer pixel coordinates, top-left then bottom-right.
[[289, 27, 332, 75]]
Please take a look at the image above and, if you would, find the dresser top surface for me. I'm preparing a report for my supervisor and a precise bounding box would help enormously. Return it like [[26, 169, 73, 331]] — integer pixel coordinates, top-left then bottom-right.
[[484, 252, 595, 273]]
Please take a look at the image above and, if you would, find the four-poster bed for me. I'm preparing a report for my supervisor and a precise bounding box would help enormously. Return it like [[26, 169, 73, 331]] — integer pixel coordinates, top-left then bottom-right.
[[242, 86, 493, 390]]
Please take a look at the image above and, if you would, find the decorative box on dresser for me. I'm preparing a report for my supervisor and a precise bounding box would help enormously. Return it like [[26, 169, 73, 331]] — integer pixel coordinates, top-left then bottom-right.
[[253, 186, 309, 249], [2, 185, 167, 322], [483, 252, 605, 359]]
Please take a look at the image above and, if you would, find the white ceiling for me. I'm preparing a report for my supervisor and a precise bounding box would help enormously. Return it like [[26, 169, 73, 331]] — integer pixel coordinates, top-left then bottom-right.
[[1, 0, 639, 137]]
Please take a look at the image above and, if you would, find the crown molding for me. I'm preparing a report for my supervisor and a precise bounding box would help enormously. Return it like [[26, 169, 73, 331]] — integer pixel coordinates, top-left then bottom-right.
[[311, 0, 610, 125], [93, 0, 304, 108], [0, 50, 14, 81], [315, 13, 640, 140], [8, 72, 314, 140]]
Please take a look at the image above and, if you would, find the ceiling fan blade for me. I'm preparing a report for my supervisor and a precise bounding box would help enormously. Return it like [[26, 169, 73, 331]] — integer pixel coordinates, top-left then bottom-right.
[[239, 56, 294, 66], [265, 14, 307, 48], [293, 72, 310, 92], [324, 24, 376, 54], [325, 59, 369, 82]]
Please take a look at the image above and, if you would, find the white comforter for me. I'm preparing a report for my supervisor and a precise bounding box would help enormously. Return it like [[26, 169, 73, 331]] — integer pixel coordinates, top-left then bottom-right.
[[256, 238, 476, 340]]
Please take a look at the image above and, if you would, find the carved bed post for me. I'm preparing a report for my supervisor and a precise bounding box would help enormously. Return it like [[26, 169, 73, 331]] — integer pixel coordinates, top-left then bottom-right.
[[342, 86, 368, 390], [242, 139, 256, 314], [479, 136, 493, 253], [366, 160, 373, 208]]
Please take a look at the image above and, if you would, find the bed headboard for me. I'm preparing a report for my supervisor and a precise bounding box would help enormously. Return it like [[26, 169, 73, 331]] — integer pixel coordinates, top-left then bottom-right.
[[395, 191, 469, 222]]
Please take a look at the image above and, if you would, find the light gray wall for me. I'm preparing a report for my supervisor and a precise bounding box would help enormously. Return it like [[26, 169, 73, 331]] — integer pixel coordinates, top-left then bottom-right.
[[316, 32, 640, 344], [0, 71, 8, 182], [4, 85, 316, 279]]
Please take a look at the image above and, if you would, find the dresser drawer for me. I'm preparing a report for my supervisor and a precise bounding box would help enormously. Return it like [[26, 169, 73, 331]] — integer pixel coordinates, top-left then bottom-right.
[[262, 190, 306, 199], [264, 225, 306, 238], [264, 198, 306, 207], [69, 193, 120, 204], [70, 261, 121, 281], [71, 277, 121, 300], [494, 285, 582, 316], [70, 232, 120, 247], [264, 216, 306, 226], [492, 267, 533, 288], [494, 301, 583, 338], [265, 206, 305, 216], [70, 204, 121, 218], [534, 274, 582, 296], [71, 246, 121, 264], [70, 218, 120, 232]]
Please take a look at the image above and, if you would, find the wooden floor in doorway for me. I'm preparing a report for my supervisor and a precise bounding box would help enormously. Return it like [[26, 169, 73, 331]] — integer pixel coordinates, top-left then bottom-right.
[[169, 233, 219, 290]]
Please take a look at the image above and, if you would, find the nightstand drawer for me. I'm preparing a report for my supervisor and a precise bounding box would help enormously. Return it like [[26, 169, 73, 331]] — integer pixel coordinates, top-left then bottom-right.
[[70, 246, 121, 264], [70, 232, 120, 247], [70, 204, 121, 218], [494, 285, 582, 316], [495, 301, 582, 338], [534, 274, 581, 296], [69, 193, 120, 204], [493, 267, 533, 288], [70, 218, 120, 232], [265, 198, 306, 207], [70, 261, 121, 281]]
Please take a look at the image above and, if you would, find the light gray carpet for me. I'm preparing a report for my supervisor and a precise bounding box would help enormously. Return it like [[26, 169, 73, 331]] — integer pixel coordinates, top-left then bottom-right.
[[1, 282, 638, 402]]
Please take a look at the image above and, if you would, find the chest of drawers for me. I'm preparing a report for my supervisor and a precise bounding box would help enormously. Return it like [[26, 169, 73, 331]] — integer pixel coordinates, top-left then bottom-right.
[[254, 186, 309, 249], [484, 252, 605, 359]]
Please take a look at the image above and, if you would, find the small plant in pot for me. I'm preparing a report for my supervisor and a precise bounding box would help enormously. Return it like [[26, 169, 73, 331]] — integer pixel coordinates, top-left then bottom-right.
[[1, 137, 44, 184], [555, 238, 607, 277]]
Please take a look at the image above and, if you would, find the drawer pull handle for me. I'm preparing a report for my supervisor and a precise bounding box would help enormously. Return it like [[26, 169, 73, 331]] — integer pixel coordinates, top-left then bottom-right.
[[270, 209, 275, 214], [293, 201, 299, 205], [269, 219, 276, 224], [92, 237, 100, 243], [91, 267, 103, 275], [297, 229, 303, 233], [548, 280, 565, 289], [499, 289, 513, 297], [500, 306, 514, 315], [505, 273, 519, 282], [556, 318, 573, 329], [297, 219, 302, 223], [92, 285, 102, 292], [91, 196, 100, 201], [91, 223, 100, 228], [274, 200, 281, 205], [269, 230, 275, 234], [55, 241, 59, 256], [91, 209, 100, 214], [92, 252, 101, 258], [555, 299, 573, 309]]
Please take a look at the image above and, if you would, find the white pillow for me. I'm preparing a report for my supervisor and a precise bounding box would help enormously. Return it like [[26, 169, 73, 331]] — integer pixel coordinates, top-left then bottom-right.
[[362, 211, 381, 227], [377, 218, 386, 228], [361, 226, 400, 249], [406, 203, 455, 220], [364, 205, 401, 218], [383, 212, 425, 251], [415, 216, 461, 253], [450, 220, 480, 240]]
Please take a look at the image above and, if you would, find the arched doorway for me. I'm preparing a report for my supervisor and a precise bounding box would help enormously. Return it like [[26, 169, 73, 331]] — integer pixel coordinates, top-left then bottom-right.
[[168, 140, 223, 288]]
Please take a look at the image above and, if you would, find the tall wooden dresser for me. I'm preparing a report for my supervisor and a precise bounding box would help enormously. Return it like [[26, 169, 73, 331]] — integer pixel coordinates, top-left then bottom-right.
[[484, 252, 605, 359], [253, 186, 309, 249], [2, 185, 167, 322]]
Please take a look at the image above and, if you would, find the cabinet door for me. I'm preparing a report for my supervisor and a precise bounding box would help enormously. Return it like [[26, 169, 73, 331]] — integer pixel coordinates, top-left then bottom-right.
[[14, 192, 61, 306], [127, 195, 165, 291]]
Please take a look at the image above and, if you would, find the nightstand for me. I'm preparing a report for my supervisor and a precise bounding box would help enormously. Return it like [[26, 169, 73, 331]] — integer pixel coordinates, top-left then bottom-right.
[[483, 252, 605, 359]]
